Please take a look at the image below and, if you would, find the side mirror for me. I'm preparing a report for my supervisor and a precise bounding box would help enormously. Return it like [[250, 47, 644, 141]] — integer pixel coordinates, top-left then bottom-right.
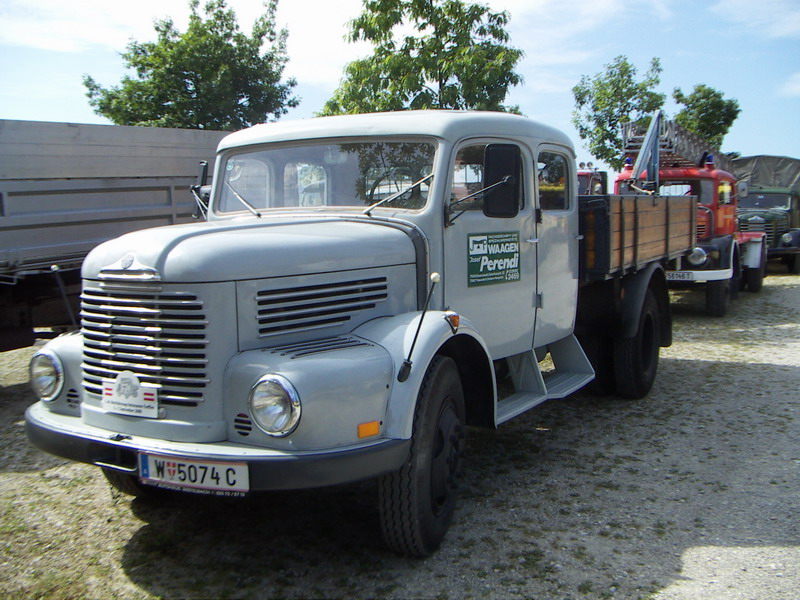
[[191, 161, 211, 219], [483, 144, 520, 218], [737, 180, 749, 198]]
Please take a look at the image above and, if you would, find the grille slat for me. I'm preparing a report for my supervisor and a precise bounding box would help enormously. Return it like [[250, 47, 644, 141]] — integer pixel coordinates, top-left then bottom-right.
[[256, 277, 388, 337], [81, 284, 209, 407]]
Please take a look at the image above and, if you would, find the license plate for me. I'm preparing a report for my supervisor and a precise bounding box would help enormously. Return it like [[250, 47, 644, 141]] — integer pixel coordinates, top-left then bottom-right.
[[667, 271, 694, 281], [139, 453, 250, 495]]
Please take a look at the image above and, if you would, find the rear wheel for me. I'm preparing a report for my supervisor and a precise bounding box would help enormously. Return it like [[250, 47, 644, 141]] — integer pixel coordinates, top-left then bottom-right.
[[379, 356, 465, 557], [705, 279, 730, 317], [613, 290, 660, 399]]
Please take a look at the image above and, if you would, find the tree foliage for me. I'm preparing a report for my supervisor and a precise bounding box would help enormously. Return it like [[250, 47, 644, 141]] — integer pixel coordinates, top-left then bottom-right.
[[571, 55, 665, 170], [673, 84, 740, 149], [320, 0, 523, 116], [83, 0, 298, 130]]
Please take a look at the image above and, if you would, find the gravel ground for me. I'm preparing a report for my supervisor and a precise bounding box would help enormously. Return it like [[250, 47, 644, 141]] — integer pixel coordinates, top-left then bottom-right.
[[1, 269, 798, 599]]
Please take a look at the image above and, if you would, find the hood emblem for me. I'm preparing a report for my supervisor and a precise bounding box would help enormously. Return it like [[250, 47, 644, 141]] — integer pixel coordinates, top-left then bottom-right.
[[99, 253, 161, 281]]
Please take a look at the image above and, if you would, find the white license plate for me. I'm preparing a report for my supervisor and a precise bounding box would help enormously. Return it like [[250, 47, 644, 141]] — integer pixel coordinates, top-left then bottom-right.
[[139, 453, 249, 495], [667, 271, 694, 281]]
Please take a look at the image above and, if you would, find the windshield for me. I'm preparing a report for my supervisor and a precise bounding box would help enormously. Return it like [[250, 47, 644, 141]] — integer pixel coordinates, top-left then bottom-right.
[[658, 179, 715, 205], [739, 192, 791, 210], [214, 140, 436, 214]]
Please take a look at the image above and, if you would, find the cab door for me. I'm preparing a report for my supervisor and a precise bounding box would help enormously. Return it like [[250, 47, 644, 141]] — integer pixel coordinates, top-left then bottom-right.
[[442, 141, 538, 359], [534, 147, 579, 346]]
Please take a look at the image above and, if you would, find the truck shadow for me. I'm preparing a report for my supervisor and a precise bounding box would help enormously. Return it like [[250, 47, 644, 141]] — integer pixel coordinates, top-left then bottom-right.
[[118, 353, 799, 598]]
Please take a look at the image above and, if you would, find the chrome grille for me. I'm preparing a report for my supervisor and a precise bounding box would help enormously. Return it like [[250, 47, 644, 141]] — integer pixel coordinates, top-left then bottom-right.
[[256, 277, 388, 337], [738, 217, 786, 247], [81, 283, 209, 406]]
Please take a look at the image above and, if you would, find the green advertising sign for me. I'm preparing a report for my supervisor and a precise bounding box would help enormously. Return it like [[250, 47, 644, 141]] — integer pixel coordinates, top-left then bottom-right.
[[468, 232, 521, 287]]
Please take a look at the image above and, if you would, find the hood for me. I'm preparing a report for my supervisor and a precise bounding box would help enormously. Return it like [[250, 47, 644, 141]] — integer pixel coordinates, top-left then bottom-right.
[[83, 216, 417, 282]]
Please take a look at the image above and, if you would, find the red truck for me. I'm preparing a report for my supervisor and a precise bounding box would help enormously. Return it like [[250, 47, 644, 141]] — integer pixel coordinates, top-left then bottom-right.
[[615, 113, 766, 316]]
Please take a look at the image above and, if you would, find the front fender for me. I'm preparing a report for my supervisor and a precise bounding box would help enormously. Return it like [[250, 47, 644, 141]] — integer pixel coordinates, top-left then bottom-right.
[[354, 311, 492, 439]]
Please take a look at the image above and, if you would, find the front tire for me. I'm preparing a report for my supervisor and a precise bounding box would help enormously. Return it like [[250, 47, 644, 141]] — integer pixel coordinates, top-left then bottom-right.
[[379, 356, 465, 557], [613, 290, 660, 399], [705, 279, 730, 317]]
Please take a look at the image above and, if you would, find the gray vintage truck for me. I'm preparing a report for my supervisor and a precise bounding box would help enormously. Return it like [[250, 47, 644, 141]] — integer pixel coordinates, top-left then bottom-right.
[[26, 111, 694, 556]]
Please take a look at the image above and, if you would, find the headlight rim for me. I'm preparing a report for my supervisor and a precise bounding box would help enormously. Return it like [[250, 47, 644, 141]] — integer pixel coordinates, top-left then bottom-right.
[[686, 247, 709, 267], [249, 373, 301, 437], [30, 349, 64, 402]]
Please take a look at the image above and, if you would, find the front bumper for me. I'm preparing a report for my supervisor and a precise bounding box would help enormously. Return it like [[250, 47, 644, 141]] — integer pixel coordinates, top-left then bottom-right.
[[26, 402, 410, 491]]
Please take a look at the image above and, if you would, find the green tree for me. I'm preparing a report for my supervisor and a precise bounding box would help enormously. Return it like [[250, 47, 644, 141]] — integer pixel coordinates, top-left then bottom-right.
[[673, 84, 740, 149], [320, 0, 523, 116], [83, 0, 298, 130], [572, 55, 665, 170]]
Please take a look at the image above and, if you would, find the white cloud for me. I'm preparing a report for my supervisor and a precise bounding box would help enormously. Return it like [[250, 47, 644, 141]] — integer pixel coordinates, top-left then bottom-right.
[[778, 72, 800, 96], [712, 0, 800, 38]]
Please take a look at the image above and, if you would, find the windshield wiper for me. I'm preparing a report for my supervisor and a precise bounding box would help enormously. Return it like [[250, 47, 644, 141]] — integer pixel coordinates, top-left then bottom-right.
[[363, 173, 433, 217], [225, 181, 262, 218]]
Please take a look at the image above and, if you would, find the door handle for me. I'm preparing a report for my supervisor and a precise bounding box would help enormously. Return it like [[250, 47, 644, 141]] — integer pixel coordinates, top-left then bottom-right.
[[525, 238, 539, 244]]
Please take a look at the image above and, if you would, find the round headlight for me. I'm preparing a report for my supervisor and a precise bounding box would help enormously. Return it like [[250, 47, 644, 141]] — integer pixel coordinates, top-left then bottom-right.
[[30, 350, 64, 401], [781, 232, 793, 245], [249, 374, 301, 437], [686, 247, 709, 267]]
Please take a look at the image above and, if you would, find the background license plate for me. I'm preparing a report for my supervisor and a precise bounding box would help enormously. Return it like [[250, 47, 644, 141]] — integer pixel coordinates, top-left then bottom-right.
[[667, 272, 693, 281], [139, 453, 249, 494]]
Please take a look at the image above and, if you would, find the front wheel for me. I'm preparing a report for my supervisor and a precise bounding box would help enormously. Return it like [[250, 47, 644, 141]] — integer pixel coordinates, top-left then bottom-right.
[[613, 290, 660, 399], [379, 355, 465, 557], [705, 279, 731, 317]]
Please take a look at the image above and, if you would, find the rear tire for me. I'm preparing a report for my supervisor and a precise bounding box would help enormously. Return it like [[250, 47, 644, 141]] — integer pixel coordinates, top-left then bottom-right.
[[379, 356, 465, 557], [705, 279, 730, 317], [745, 245, 766, 292], [613, 290, 660, 399]]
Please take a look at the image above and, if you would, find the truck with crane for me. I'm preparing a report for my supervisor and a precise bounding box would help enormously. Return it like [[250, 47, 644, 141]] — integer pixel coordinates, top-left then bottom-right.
[[25, 110, 695, 557], [615, 113, 767, 316]]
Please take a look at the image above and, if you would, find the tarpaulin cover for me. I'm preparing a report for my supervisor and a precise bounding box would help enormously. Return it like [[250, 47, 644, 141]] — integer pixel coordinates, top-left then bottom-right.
[[732, 155, 800, 192]]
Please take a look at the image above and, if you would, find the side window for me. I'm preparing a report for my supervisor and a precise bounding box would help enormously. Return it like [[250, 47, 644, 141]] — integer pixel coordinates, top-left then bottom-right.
[[450, 144, 524, 212], [718, 180, 733, 205], [450, 145, 486, 210], [538, 152, 569, 210]]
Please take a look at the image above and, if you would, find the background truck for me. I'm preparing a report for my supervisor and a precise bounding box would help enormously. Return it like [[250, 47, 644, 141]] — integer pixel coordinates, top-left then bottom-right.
[[615, 112, 767, 317], [0, 119, 226, 351], [732, 155, 800, 273], [25, 111, 694, 557]]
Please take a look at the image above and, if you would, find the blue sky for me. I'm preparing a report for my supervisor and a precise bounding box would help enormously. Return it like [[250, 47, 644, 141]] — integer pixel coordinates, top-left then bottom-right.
[[1, 0, 798, 168]]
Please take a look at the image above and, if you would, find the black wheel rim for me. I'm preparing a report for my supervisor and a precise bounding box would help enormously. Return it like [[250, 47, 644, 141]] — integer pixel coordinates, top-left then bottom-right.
[[430, 400, 461, 515]]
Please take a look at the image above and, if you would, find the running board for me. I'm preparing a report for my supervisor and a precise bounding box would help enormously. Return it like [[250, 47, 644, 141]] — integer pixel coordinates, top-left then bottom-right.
[[496, 334, 595, 425]]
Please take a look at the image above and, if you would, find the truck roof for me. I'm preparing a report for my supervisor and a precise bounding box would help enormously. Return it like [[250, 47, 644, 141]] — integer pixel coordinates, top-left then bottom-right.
[[217, 110, 575, 154]]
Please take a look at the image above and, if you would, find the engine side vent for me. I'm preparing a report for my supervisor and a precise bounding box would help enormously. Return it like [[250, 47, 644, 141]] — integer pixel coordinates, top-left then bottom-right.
[[270, 336, 372, 359], [256, 277, 388, 337]]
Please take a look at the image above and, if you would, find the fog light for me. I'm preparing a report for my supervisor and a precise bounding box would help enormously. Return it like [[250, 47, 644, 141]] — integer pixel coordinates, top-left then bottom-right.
[[249, 374, 301, 436], [686, 247, 708, 267], [30, 349, 64, 401]]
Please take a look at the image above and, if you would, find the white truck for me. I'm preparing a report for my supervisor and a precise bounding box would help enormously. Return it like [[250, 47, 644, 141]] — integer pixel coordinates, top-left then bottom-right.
[[25, 111, 694, 556]]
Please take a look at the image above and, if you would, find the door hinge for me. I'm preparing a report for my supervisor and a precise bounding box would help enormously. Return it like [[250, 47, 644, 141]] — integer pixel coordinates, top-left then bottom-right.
[[535, 292, 543, 309]]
